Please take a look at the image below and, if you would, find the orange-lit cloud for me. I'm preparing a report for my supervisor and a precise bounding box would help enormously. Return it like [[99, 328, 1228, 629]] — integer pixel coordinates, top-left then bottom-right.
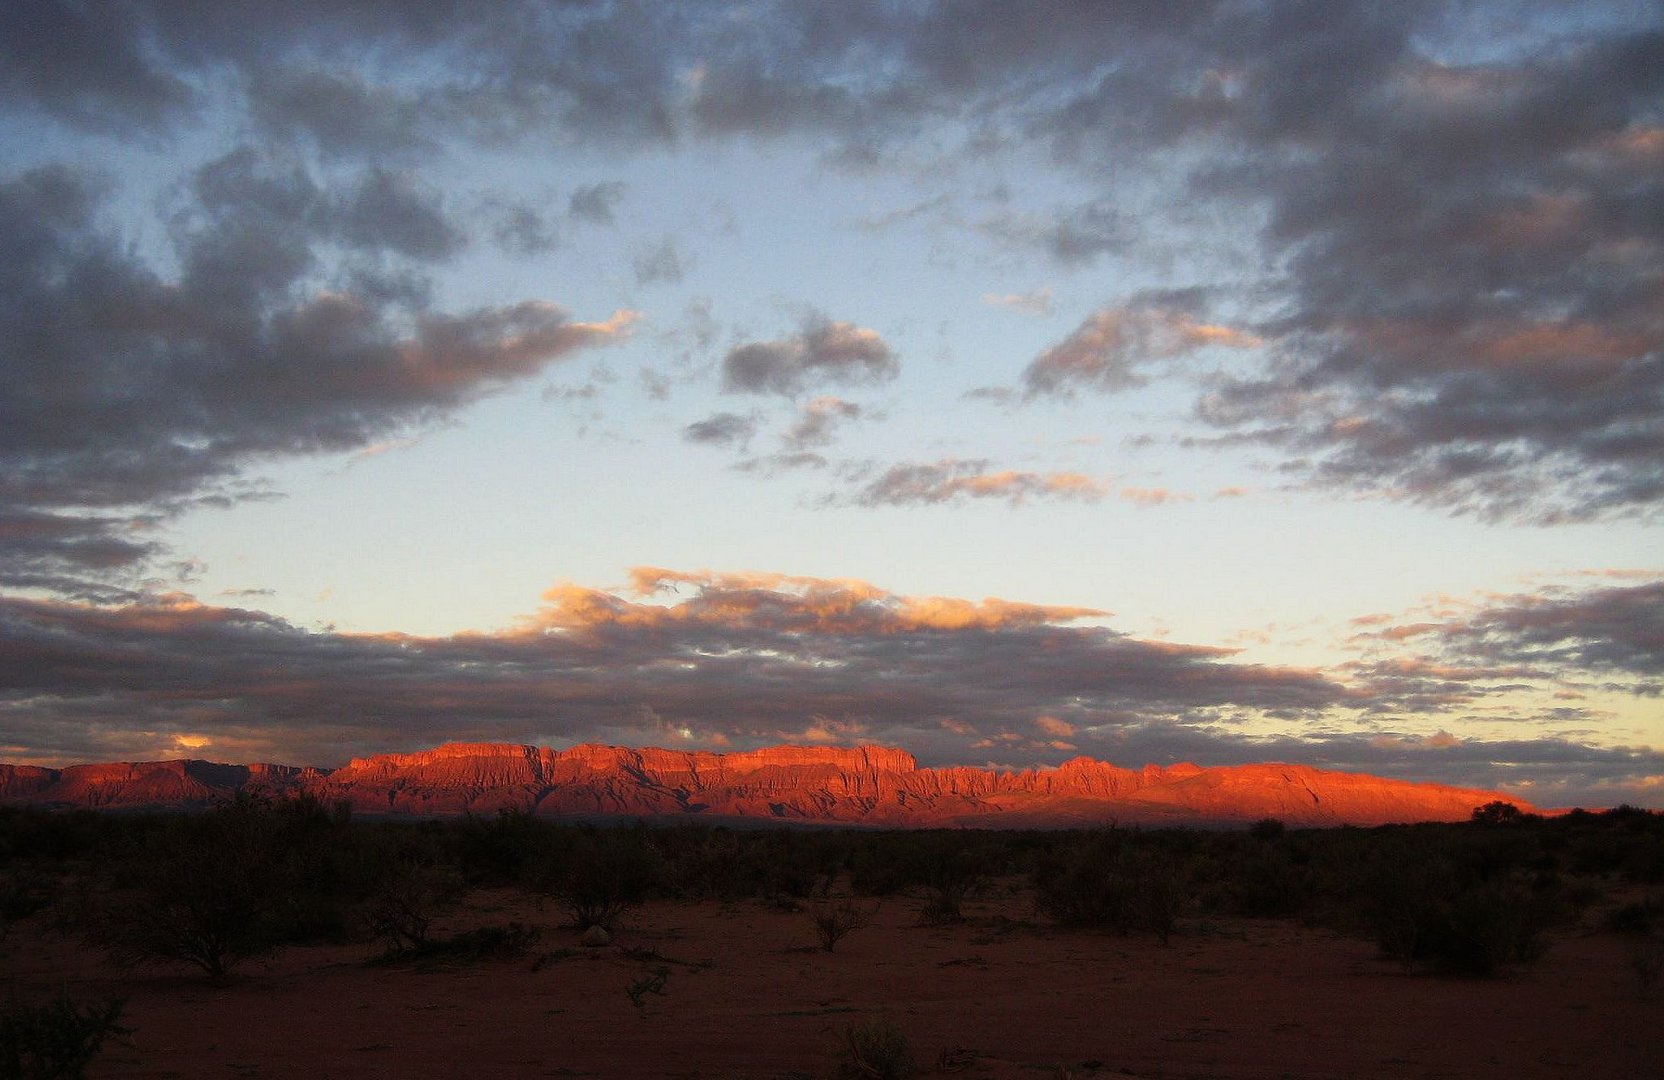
[[1023, 302, 1261, 396], [529, 567, 1108, 636], [840, 459, 1111, 507], [1035, 715, 1075, 737]]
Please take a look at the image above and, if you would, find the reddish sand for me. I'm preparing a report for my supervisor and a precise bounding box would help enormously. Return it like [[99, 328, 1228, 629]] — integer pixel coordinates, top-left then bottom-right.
[[3, 885, 1659, 1079]]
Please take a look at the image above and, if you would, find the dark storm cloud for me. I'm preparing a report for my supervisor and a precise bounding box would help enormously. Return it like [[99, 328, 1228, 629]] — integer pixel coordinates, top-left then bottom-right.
[[721, 316, 898, 396], [332, 166, 464, 261], [0, 507, 157, 601]]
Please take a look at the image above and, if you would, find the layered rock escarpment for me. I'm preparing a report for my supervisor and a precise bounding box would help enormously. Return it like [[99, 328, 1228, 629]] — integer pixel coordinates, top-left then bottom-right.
[[0, 742, 1534, 826]]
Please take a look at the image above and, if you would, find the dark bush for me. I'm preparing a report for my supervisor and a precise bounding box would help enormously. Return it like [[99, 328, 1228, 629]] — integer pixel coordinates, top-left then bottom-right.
[[837, 1017, 915, 1080], [1228, 845, 1311, 918], [361, 851, 465, 957], [449, 806, 552, 887], [1033, 830, 1190, 941], [95, 794, 359, 980], [0, 994, 127, 1080], [810, 896, 878, 952], [1362, 839, 1555, 976], [550, 828, 663, 931]]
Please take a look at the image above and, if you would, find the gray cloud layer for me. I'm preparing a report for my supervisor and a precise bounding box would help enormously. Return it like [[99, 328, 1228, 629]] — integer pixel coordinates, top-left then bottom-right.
[[1, 572, 1656, 805], [0, 153, 630, 594], [6, 2, 1659, 537]]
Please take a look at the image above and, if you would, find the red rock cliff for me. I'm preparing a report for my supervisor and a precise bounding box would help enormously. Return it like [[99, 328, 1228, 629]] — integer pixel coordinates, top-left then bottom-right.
[[0, 742, 1537, 826]]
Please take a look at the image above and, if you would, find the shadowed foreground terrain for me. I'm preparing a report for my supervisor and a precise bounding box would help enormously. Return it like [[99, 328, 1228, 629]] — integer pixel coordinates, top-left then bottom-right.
[[2, 804, 1661, 1078]]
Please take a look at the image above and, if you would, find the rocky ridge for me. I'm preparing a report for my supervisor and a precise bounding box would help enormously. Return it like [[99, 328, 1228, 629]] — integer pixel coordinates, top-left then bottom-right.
[[0, 742, 1533, 826]]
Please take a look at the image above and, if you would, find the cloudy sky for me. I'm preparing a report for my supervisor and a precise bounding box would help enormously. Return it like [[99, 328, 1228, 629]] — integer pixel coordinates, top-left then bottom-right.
[[2, 1, 1660, 807]]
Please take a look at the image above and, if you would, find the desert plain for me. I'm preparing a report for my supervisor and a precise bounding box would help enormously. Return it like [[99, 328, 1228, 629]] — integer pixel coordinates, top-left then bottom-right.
[[3, 819, 1662, 1080]]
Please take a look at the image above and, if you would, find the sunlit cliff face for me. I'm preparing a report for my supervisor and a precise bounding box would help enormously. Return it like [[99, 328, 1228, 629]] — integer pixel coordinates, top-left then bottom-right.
[[0, 740, 1537, 826]]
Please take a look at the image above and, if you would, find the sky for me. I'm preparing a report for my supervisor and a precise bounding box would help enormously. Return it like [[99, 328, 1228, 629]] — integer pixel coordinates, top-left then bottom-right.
[[1, 1, 1660, 808]]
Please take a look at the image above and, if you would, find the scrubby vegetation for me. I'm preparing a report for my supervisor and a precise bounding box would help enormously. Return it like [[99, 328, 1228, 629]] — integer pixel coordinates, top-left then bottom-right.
[[0, 993, 127, 1080], [2, 798, 1661, 1075], [0, 800, 1660, 986]]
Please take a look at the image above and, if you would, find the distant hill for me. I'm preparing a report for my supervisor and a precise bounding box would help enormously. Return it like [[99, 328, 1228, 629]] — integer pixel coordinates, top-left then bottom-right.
[[0, 742, 1534, 826]]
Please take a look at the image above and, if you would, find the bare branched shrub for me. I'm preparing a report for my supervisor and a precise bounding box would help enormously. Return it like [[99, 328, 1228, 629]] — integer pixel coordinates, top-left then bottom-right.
[[810, 897, 878, 952], [97, 798, 292, 982], [362, 857, 463, 957], [551, 829, 663, 932]]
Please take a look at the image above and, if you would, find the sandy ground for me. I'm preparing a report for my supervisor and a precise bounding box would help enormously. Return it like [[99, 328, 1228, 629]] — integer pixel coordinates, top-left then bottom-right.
[[3, 885, 1660, 1080]]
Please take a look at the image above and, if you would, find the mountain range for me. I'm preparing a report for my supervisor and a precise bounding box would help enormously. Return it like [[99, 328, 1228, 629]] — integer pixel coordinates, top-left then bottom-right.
[[0, 742, 1535, 827]]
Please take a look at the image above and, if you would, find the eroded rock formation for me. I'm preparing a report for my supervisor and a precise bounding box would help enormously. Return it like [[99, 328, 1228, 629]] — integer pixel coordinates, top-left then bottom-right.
[[0, 742, 1534, 826]]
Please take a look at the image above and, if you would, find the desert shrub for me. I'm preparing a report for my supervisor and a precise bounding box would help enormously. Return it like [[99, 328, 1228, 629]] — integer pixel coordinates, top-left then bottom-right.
[[449, 806, 553, 887], [1433, 879, 1551, 975], [656, 825, 824, 902], [93, 794, 360, 980], [361, 852, 465, 957], [1033, 831, 1190, 941], [0, 993, 127, 1080], [836, 1017, 915, 1080], [916, 836, 986, 925], [1249, 817, 1285, 840], [1361, 839, 1556, 976], [0, 809, 113, 864], [0, 868, 54, 930], [551, 828, 663, 931], [1604, 896, 1664, 936], [377, 922, 540, 969], [810, 896, 878, 952], [1033, 830, 1133, 928], [97, 799, 293, 980], [1133, 850, 1190, 945], [625, 965, 670, 1013], [1228, 844, 1311, 918], [848, 842, 912, 897]]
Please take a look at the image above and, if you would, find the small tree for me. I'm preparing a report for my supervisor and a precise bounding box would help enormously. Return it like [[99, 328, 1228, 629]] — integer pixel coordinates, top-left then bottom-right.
[[1472, 801, 1524, 826]]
